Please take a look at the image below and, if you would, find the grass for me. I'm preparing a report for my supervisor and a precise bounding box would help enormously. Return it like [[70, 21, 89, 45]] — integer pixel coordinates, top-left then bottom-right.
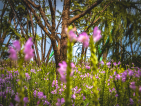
[[0, 60, 141, 106]]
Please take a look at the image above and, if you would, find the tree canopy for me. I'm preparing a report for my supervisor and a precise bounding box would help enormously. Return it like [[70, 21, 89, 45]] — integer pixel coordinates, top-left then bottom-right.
[[0, 0, 141, 68]]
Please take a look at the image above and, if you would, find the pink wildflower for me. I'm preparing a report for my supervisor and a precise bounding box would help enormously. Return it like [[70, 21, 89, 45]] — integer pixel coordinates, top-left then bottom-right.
[[14, 94, 20, 102], [65, 27, 77, 42], [23, 97, 29, 103], [8, 40, 21, 60], [56, 98, 65, 106], [24, 37, 34, 60], [13, 40, 21, 51], [77, 32, 89, 48], [93, 26, 102, 42], [8, 46, 17, 60], [57, 61, 74, 83]]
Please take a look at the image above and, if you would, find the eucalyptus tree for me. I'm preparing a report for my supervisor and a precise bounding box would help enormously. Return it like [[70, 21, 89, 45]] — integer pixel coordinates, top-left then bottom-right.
[[16, 0, 103, 69], [1, 0, 141, 69]]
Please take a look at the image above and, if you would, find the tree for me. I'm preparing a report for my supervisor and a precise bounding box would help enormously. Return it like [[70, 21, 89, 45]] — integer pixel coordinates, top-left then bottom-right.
[[1, 0, 141, 70]]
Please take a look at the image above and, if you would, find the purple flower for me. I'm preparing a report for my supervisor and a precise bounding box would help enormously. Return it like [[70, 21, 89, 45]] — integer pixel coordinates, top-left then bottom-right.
[[8, 46, 17, 60], [24, 37, 34, 61], [57, 61, 74, 83], [122, 77, 126, 82], [24, 38, 33, 52], [9, 102, 14, 106], [76, 88, 81, 93], [37, 101, 40, 105], [31, 69, 36, 73], [86, 85, 93, 89], [13, 40, 21, 51], [123, 71, 128, 77], [116, 74, 121, 80], [44, 100, 50, 105], [115, 94, 118, 97], [71, 62, 75, 68], [58, 61, 67, 83], [8, 40, 21, 60], [65, 27, 77, 42], [128, 70, 134, 76], [139, 86, 141, 93], [38, 92, 44, 99], [109, 88, 112, 92], [113, 62, 117, 66], [86, 65, 90, 69], [118, 61, 121, 65], [77, 32, 89, 48], [33, 90, 37, 97], [114, 71, 117, 75], [51, 89, 57, 94], [56, 98, 65, 106], [106, 62, 111, 66], [72, 94, 76, 99], [100, 61, 104, 65], [83, 96, 86, 100], [138, 70, 141, 76], [24, 49, 34, 60], [130, 82, 136, 91], [25, 73, 30, 80], [130, 98, 134, 105], [23, 97, 29, 103], [14, 94, 20, 102], [52, 80, 58, 87], [93, 26, 102, 42], [69, 30, 77, 42], [112, 88, 115, 91]]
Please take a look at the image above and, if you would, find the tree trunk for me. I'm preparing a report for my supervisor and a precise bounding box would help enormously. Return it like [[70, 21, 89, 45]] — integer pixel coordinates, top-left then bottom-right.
[[58, 0, 71, 68]]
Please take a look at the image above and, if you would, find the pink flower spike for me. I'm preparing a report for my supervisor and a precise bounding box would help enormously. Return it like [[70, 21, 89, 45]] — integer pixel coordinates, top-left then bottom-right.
[[69, 30, 77, 42], [23, 97, 29, 103], [24, 37, 33, 54], [8, 46, 17, 60], [86, 65, 90, 69], [14, 94, 20, 102], [93, 26, 102, 42], [13, 40, 21, 51], [24, 49, 34, 61], [24, 37, 34, 61], [77, 32, 89, 48], [58, 61, 67, 83], [71, 62, 75, 68]]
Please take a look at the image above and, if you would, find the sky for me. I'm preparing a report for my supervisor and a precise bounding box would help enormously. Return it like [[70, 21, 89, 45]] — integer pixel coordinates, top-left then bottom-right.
[[0, 0, 140, 62]]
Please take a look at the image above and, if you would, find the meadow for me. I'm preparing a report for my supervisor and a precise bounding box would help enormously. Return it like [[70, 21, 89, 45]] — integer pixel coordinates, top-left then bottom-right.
[[0, 26, 141, 106], [0, 58, 141, 106]]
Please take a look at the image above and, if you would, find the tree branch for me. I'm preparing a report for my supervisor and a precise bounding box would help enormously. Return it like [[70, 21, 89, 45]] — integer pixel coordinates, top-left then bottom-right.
[[48, 0, 55, 19], [68, 0, 103, 25], [23, 0, 55, 40], [70, 9, 83, 14], [84, 1, 113, 32], [26, 0, 52, 31], [55, 15, 62, 31]]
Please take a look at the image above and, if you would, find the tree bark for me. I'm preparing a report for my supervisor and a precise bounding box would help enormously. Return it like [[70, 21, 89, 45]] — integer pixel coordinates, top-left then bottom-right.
[[23, 0, 103, 70], [59, 0, 71, 67], [29, 10, 41, 66]]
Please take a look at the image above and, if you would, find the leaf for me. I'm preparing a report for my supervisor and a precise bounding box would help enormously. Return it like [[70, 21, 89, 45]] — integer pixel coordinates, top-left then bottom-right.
[[15, 4, 25, 11]]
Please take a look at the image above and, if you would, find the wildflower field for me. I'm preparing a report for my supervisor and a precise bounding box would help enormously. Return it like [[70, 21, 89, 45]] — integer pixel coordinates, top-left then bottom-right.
[[0, 26, 141, 106]]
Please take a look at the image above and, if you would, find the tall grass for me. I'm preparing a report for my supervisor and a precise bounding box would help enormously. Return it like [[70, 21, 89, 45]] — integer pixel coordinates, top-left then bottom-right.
[[0, 26, 141, 106], [0, 58, 141, 106]]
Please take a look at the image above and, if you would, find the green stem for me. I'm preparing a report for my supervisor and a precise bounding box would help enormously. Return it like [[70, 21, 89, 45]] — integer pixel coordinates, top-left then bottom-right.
[[89, 36, 100, 106], [65, 38, 73, 106]]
